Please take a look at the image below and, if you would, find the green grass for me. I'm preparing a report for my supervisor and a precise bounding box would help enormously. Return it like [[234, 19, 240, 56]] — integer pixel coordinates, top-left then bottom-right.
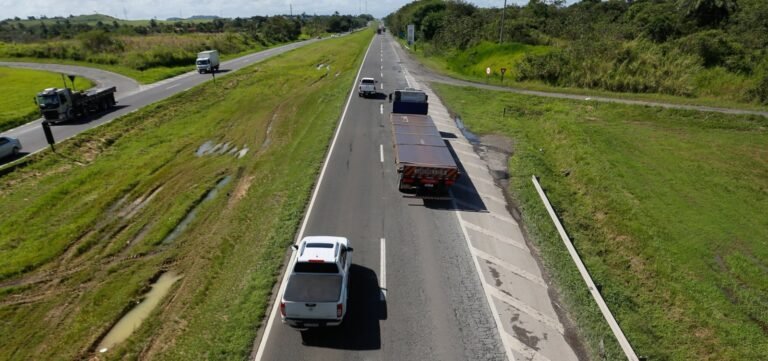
[[432, 83, 768, 361], [0, 32, 278, 84], [404, 40, 768, 112], [0, 28, 373, 361], [0, 67, 93, 131], [0, 56, 194, 84]]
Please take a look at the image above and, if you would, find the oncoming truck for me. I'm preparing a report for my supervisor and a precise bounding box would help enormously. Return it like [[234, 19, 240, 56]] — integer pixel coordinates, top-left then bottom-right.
[[35, 86, 117, 124], [280, 236, 353, 329], [389, 89, 460, 197], [196, 50, 220, 73]]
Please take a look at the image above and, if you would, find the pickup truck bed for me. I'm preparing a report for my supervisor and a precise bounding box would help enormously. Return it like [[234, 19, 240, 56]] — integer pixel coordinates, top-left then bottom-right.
[[283, 274, 343, 303]]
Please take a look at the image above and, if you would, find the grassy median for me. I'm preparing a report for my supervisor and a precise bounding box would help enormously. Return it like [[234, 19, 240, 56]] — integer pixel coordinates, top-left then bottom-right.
[[433, 84, 768, 361], [0, 67, 93, 132], [0, 29, 372, 361]]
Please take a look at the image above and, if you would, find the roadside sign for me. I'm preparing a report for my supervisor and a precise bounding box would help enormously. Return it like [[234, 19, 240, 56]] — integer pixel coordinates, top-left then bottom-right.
[[486, 67, 491, 75], [500, 67, 507, 74], [42, 121, 55, 151], [68, 74, 77, 90]]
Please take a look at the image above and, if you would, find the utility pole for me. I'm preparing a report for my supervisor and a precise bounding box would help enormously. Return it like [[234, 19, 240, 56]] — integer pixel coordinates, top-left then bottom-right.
[[499, 0, 507, 44]]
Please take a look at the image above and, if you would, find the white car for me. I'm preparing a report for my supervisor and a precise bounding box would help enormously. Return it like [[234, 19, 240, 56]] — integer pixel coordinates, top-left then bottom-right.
[[0, 136, 22, 159], [280, 236, 353, 328], [358, 77, 377, 98]]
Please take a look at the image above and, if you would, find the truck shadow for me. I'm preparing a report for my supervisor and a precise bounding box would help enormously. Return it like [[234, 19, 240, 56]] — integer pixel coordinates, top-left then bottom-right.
[[420, 140, 489, 213], [299, 264, 384, 350], [367, 92, 388, 100], [49, 105, 129, 126]]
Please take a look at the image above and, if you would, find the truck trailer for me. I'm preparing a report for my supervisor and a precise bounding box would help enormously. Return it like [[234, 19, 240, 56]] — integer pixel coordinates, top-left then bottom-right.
[[389, 89, 460, 198], [35, 86, 117, 124]]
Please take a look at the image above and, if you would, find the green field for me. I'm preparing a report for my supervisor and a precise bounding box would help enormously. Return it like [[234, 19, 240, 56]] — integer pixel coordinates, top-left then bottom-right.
[[0, 32, 271, 84], [406, 41, 768, 112], [0, 67, 93, 131], [432, 83, 768, 361], [0, 29, 372, 360]]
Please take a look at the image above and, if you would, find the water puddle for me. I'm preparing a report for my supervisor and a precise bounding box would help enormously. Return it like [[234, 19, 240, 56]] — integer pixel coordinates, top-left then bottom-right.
[[218, 142, 232, 154], [454, 116, 481, 145], [316, 63, 326, 70], [195, 141, 214, 157], [97, 271, 183, 353], [161, 176, 232, 244], [237, 148, 249, 159]]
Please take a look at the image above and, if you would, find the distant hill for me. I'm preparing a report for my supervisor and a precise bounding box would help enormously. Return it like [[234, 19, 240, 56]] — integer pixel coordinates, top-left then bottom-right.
[[166, 15, 220, 21]]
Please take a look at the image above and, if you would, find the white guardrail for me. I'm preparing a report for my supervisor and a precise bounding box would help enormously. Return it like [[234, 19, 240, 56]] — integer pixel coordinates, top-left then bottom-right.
[[531, 175, 640, 361]]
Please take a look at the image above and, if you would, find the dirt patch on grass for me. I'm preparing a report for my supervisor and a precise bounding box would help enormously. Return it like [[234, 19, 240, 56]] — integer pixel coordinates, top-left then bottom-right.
[[228, 175, 254, 209]]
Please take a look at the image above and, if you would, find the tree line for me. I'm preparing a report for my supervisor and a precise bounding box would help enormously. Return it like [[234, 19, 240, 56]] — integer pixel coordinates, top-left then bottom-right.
[[385, 0, 768, 103], [0, 13, 372, 44]]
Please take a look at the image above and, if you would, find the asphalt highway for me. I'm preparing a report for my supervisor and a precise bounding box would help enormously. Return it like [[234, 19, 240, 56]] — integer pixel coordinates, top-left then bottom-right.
[[252, 34, 508, 361], [0, 38, 322, 166]]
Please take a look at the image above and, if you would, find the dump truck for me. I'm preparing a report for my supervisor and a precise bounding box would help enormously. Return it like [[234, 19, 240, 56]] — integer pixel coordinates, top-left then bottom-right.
[[35, 86, 117, 124], [280, 236, 353, 329], [389, 89, 460, 197]]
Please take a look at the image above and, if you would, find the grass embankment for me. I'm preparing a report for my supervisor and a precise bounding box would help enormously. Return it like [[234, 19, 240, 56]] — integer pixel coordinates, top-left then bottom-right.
[[0, 29, 372, 361], [0, 67, 93, 131], [0, 33, 270, 84], [406, 40, 768, 112], [433, 83, 768, 361]]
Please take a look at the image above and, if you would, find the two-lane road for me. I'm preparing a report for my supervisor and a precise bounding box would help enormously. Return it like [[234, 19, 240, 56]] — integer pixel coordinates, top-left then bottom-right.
[[0, 38, 322, 166], [252, 34, 507, 361]]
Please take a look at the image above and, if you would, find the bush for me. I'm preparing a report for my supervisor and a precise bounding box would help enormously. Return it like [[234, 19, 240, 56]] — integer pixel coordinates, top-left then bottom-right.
[[516, 39, 701, 96]]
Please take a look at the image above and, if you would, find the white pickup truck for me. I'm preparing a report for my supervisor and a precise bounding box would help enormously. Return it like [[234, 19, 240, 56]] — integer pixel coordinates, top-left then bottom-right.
[[280, 236, 353, 328], [358, 77, 377, 97]]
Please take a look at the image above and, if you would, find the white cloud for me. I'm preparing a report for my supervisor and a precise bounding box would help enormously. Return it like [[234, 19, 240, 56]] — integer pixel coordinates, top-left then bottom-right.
[[0, 0, 532, 21]]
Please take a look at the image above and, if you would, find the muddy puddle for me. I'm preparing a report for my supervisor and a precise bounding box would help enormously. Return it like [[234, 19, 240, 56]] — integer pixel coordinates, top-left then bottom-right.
[[161, 176, 232, 244], [454, 116, 481, 144], [97, 271, 183, 353]]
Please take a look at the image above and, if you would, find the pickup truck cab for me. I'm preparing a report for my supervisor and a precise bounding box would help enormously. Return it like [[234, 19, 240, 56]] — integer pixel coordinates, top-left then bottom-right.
[[358, 77, 377, 97], [280, 236, 353, 328]]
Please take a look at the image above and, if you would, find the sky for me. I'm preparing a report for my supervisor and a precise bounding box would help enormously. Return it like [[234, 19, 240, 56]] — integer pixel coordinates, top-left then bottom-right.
[[0, 0, 532, 21]]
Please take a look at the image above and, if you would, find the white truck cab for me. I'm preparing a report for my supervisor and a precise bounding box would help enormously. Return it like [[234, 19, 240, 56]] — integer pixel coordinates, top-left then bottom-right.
[[196, 50, 220, 74], [280, 236, 353, 328]]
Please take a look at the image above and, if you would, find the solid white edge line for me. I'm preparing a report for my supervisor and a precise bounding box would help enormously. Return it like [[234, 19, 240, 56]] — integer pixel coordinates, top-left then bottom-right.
[[252, 35, 377, 361], [380, 144, 384, 163], [380, 237, 387, 300]]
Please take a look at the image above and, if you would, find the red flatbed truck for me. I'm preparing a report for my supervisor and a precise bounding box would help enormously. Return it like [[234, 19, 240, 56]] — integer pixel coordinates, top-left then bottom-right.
[[389, 89, 460, 198]]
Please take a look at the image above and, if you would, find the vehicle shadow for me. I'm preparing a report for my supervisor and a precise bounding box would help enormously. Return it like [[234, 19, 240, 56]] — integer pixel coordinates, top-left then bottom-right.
[[50, 105, 129, 126], [300, 264, 384, 350], [367, 92, 388, 100], [421, 139, 489, 213], [0, 151, 31, 170]]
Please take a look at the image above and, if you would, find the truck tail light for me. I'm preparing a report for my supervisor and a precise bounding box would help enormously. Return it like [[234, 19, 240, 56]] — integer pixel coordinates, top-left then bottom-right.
[[280, 302, 286, 317], [336, 303, 343, 318], [403, 177, 414, 184]]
